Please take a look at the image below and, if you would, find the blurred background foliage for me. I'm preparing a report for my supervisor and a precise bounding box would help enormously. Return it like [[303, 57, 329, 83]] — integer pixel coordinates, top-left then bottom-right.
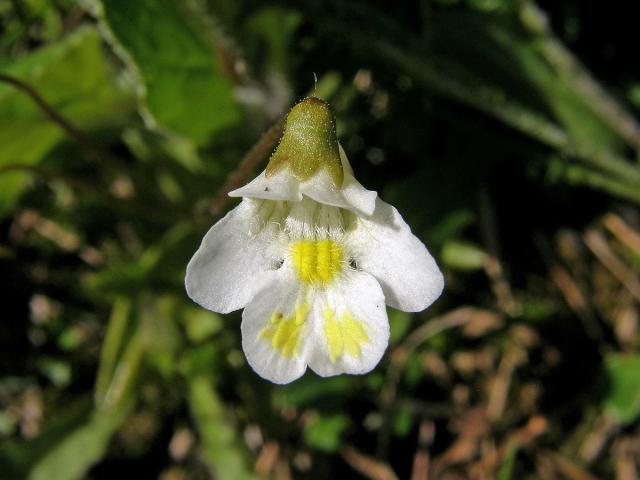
[[1, 0, 640, 478]]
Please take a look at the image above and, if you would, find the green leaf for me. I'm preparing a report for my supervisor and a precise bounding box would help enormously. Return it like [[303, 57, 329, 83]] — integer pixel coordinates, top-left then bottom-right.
[[140, 294, 184, 378], [389, 309, 412, 344], [0, 26, 134, 217], [497, 442, 518, 480], [182, 307, 223, 343], [94, 297, 134, 403], [180, 343, 219, 377], [392, 409, 413, 438], [441, 240, 488, 270], [188, 375, 257, 480], [430, 10, 625, 151], [28, 407, 130, 480], [274, 376, 353, 408], [602, 354, 640, 425], [0, 400, 131, 480], [36, 357, 71, 387], [303, 414, 349, 452], [98, 0, 241, 143], [244, 7, 302, 75]]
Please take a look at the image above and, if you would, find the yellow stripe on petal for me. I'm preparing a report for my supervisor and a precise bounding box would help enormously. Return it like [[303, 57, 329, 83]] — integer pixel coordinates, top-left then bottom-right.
[[324, 308, 343, 362], [291, 240, 343, 285], [261, 303, 310, 357], [323, 307, 368, 363]]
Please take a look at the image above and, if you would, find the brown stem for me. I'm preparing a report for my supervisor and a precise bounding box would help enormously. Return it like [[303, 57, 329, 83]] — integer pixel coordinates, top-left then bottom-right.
[[584, 229, 640, 303], [0, 72, 99, 152], [209, 117, 285, 215], [340, 446, 399, 480]]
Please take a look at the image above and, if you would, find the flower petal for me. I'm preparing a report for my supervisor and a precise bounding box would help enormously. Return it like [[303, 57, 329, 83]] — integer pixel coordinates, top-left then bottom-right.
[[241, 271, 310, 384], [307, 271, 389, 377], [300, 170, 377, 217], [349, 198, 444, 312], [299, 145, 377, 217], [229, 169, 302, 201], [185, 199, 278, 314]]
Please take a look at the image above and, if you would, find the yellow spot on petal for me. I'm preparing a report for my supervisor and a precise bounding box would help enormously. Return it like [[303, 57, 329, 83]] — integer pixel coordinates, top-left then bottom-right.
[[323, 307, 368, 363], [291, 240, 343, 285], [260, 303, 309, 357]]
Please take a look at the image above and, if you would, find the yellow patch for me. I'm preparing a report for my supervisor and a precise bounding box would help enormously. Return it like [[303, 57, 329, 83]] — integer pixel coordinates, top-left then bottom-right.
[[260, 303, 309, 357], [323, 307, 368, 363], [291, 240, 343, 285]]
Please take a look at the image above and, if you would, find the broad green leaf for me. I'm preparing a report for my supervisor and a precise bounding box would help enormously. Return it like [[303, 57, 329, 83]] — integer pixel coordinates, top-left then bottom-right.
[[28, 406, 130, 480], [602, 354, 640, 424], [182, 307, 223, 343], [441, 240, 488, 270], [303, 414, 349, 452], [98, 0, 241, 143], [0, 400, 130, 480], [0, 401, 92, 479], [274, 375, 353, 409], [188, 375, 257, 480], [0, 26, 134, 217]]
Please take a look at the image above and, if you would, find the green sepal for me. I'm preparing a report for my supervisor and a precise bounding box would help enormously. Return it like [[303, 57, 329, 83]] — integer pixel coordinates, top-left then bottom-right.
[[266, 97, 344, 187]]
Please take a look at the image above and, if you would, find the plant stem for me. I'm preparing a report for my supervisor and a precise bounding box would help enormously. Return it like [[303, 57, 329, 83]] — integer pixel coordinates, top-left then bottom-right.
[[519, 0, 640, 154], [563, 165, 640, 204], [99, 329, 145, 411], [94, 297, 132, 405], [376, 41, 640, 187], [209, 117, 285, 215]]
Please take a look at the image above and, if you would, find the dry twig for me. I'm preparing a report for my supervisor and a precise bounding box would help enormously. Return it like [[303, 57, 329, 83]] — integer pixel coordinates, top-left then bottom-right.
[[411, 421, 435, 480], [602, 213, 640, 256], [539, 451, 600, 480], [472, 415, 547, 477], [432, 406, 489, 475], [340, 446, 399, 480], [487, 345, 527, 422], [613, 437, 640, 480], [585, 229, 640, 303], [579, 414, 620, 464], [254, 441, 280, 476]]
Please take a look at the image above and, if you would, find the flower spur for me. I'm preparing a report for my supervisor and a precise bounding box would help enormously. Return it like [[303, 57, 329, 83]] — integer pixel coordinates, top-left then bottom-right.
[[185, 97, 444, 384]]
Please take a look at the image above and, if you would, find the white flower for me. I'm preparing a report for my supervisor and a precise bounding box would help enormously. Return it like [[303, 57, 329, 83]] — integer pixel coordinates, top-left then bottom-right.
[[185, 98, 444, 384]]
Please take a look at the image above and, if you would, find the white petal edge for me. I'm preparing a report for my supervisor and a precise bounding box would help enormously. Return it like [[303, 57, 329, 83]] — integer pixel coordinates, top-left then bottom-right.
[[241, 270, 309, 384], [229, 169, 302, 201], [300, 169, 377, 217], [307, 271, 389, 377], [185, 198, 278, 314], [229, 145, 377, 217], [348, 197, 444, 312]]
